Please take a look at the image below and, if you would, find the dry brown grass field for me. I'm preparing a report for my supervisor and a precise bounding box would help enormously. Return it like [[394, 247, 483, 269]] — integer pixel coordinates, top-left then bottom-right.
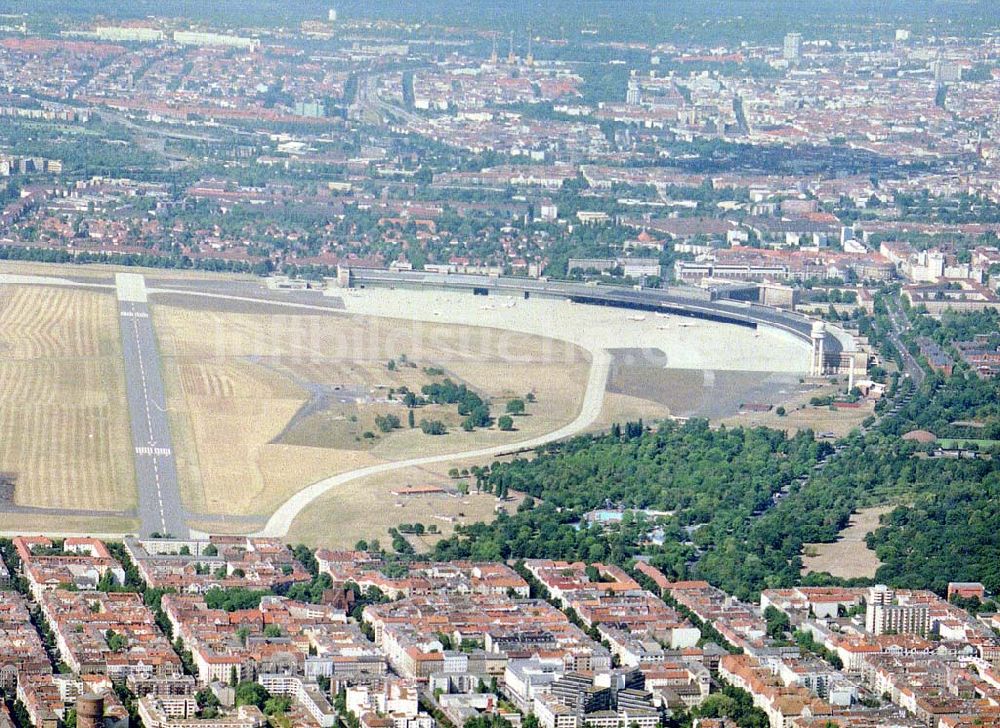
[[0, 286, 135, 511], [801, 505, 893, 579], [153, 304, 589, 518], [286, 459, 522, 549]]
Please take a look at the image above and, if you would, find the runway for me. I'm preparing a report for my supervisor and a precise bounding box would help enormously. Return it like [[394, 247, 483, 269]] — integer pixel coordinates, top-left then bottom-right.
[[116, 273, 187, 537]]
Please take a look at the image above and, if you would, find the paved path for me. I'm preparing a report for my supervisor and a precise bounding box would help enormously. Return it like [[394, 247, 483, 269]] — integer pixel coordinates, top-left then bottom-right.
[[0, 505, 134, 517], [255, 349, 613, 537], [116, 273, 187, 537], [0, 273, 113, 290]]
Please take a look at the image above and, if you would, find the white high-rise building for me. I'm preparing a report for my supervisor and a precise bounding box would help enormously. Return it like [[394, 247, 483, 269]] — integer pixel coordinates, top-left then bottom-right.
[[933, 60, 962, 83], [328, 8, 338, 22], [865, 585, 930, 636], [783, 32, 802, 62], [626, 80, 641, 106]]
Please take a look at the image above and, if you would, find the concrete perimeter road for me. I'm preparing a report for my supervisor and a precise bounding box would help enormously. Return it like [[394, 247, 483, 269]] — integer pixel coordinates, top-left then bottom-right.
[[255, 349, 612, 538], [116, 273, 187, 537]]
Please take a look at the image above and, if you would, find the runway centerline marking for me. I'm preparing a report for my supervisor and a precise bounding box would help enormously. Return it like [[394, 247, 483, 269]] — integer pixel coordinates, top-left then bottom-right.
[[117, 274, 185, 537]]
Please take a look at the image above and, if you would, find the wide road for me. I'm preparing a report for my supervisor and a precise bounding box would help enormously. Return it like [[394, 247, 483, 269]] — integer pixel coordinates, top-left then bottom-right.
[[255, 349, 613, 538], [116, 273, 187, 537], [885, 294, 925, 386]]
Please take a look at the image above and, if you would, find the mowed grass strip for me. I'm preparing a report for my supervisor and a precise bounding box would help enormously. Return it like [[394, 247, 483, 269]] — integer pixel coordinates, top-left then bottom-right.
[[0, 286, 135, 510]]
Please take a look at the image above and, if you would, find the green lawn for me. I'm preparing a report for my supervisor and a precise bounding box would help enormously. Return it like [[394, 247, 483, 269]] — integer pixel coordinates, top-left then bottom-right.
[[936, 438, 1000, 450]]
